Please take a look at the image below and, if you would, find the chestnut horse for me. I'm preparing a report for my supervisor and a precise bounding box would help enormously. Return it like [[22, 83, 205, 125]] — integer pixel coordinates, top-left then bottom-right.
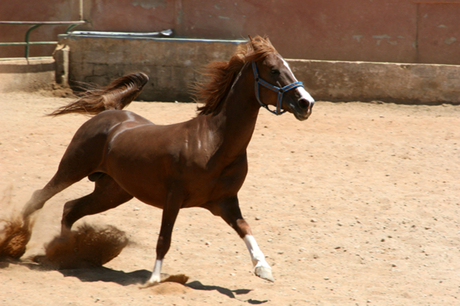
[[21, 36, 314, 285]]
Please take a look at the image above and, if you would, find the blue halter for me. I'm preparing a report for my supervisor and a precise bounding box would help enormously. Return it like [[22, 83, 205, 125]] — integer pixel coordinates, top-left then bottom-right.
[[252, 62, 305, 115]]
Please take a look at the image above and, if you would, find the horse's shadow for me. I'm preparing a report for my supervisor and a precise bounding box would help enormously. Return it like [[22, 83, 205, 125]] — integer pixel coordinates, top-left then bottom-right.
[[2, 260, 267, 304], [53, 266, 267, 304], [58, 266, 151, 286]]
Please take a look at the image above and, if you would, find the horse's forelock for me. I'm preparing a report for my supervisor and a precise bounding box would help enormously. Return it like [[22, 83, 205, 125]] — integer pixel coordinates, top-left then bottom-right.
[[246, 36, 277, 60]]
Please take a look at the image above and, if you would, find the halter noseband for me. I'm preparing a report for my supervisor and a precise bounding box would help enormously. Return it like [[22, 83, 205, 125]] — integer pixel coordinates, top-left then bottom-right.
[[252, 62, 305, 115]]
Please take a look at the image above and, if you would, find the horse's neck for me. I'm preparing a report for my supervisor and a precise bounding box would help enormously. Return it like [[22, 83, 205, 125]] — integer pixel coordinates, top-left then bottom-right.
[[210, 66, 260, 157]]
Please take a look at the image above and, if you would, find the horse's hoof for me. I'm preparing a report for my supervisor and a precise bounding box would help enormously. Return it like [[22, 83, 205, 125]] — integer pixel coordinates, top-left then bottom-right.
[[255, 266, 275, 282], [139, 281, 159, 289]]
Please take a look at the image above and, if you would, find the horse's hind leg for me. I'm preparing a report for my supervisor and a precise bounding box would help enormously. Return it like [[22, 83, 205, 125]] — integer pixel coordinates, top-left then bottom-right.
[[23, 128, 107, 221], [217, 196, 274, 282], [22, 172, 81, 225], [61, 174, 133, 233]]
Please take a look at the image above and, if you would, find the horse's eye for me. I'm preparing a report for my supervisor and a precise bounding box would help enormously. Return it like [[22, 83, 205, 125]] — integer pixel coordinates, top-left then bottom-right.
[[271, 69, 280, 75]]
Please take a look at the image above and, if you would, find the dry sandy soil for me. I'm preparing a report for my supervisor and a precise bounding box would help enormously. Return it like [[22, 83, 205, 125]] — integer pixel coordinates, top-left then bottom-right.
[[0, 91, 459, 305]]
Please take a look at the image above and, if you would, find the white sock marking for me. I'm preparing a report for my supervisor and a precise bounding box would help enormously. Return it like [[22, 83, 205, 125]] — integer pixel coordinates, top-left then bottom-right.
[[147, 259, 163, 284], [243, 235, 271, 269]]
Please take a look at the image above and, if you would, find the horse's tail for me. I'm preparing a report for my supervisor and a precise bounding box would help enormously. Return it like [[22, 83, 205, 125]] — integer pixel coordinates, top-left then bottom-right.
[[48, 72, 149, 116]]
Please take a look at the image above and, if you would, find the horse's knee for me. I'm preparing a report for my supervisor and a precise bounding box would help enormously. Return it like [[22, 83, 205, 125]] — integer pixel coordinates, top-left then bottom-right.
[[219, 204, 252, 238], [234, 219, 252, 238]]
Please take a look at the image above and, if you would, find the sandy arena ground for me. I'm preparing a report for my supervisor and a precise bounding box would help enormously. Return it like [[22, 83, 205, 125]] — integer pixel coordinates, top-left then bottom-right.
[[0, 91, 459, 305]]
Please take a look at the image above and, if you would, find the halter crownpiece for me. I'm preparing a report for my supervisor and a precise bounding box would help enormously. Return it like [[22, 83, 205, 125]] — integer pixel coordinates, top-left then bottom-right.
[[252, 62, 305, 115]]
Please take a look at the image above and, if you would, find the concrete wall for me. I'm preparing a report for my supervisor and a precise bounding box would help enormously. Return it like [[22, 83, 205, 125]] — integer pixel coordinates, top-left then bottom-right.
[[0, 58, 55, 92], [57, 34, 460, 104], [59, 34, 245, 101], [291, 60, 460, 104], [2, 0, 460, 65]]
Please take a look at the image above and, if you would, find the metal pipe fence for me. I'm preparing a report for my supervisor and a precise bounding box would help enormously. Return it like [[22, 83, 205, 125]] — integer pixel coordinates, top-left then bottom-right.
[[0, 20, 86, 59]]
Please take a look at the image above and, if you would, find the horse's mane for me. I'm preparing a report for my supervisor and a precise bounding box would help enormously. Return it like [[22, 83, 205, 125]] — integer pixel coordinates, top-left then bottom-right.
[[195, 36, 277, 115]]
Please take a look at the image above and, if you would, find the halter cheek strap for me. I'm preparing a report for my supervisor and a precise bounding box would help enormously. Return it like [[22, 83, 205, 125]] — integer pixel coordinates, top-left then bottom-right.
[[252, 62, 305, 115]]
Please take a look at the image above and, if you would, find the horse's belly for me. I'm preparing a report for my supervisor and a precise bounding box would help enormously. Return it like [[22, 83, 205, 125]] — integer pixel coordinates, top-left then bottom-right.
[[105, 155, 246, 210]]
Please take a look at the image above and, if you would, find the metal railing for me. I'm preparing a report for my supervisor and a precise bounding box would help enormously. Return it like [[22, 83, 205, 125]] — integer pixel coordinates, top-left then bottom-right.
[[0, 20, 86, 59]]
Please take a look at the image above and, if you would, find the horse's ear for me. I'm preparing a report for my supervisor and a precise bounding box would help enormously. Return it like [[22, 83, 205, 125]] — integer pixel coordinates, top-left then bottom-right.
[[264, 36, 272, 45], [248, 35, 256, 51], [248, 35, 263, 51]]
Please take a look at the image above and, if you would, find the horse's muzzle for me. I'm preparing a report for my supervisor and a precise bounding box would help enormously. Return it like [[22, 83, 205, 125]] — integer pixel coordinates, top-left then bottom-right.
[[292, 88, 314, 121]]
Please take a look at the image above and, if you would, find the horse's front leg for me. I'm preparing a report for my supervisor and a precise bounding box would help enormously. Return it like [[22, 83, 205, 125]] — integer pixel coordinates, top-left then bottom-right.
[[218, 196, 274, 282], [143, 190, 182, 287]]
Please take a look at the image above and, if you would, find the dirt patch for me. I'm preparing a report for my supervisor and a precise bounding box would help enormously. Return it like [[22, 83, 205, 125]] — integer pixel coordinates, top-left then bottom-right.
[[36, 223, 128, 269]]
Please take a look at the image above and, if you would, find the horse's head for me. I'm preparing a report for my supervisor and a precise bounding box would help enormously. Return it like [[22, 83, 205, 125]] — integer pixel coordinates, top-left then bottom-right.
[[250, 38, 314, 121]]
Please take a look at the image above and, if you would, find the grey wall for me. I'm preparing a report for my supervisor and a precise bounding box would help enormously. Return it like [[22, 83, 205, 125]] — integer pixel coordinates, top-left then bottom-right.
[[56, 34, 460, 104]]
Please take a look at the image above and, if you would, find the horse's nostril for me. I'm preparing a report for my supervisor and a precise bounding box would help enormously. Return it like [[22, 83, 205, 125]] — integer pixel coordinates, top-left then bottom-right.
[[298, 98, 310, 109]]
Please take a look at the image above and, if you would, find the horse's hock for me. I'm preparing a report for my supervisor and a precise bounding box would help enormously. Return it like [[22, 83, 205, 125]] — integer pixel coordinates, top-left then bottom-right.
[[53, 32, 460, 105]]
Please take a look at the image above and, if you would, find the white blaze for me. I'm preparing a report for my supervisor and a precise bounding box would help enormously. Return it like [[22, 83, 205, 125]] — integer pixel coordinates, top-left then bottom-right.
[[297, 86, 315, 103], [281, 57, 315, 104]]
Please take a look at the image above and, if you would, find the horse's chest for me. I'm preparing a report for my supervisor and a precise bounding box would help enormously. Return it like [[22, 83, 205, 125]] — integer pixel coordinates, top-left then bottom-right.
[[182, 154, 248, 207]]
